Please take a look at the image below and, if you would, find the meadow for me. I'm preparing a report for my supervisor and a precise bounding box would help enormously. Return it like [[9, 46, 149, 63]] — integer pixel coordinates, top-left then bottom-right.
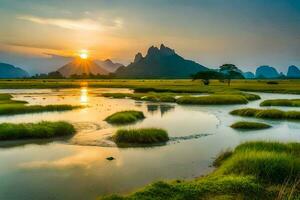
[[0, 79, 300, 94]]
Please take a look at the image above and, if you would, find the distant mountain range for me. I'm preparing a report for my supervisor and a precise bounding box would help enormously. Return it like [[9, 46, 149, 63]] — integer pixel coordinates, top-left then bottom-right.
[[95, 59, 123, 73], [57, 58, 108, 77], [0, 63, 29, 78], [1, 44, 299, 79], [115, 44, 208, 78]]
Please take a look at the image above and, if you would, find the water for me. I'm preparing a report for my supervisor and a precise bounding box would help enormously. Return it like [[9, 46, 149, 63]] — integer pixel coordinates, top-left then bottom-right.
[[0, 88, 299, 200]]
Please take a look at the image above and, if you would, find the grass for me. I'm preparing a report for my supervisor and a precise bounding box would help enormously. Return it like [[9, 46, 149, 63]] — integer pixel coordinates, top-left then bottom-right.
[[113, 128, 169, 144], [0, 93, 80, 115], [260, 99, 300, 107], [1, 79, 300, 94], [105, 110, 145, 124], [230, 108, 300, 120], [100, 141, 300, 200], [102, 92, 177, 102], [0, 121, 76, 140], [176, 95, 248, 105], [230, 121, 271, 130]]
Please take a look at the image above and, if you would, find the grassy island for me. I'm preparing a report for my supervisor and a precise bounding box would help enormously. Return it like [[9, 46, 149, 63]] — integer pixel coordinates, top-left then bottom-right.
[[176, 95, 248, 105], [0, 121, 76, 140], [113, 128, 169, 145], [100, 141, 300, 200], [260, 99, 300, 107], [0, 93, 81, 115], [105, 111, 145, 124], [230, 121, 271, 130], [230, 108, 300, 120]]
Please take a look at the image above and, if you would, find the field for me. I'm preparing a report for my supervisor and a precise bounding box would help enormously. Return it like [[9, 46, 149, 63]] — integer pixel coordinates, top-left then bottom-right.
[[0, 79, 300, 94]]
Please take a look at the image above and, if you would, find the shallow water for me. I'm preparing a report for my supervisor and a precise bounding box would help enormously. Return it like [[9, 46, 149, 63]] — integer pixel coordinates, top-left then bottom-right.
[[0, 88, 299, 200]]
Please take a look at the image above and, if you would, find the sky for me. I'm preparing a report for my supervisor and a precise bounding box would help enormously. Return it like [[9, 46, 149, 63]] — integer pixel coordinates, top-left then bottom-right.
[[0, 0, 299, 74]]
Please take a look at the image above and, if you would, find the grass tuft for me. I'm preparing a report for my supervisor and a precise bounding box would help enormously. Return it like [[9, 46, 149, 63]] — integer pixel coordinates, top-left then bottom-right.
[[176, 95, 248, 105], [105, 110, 145, 124], [260, 99, 300, 107], [230, 108, 300, 120], [0, 121, 75, 140], [113, 128, 169, 144], [230, 121, 271, 130]]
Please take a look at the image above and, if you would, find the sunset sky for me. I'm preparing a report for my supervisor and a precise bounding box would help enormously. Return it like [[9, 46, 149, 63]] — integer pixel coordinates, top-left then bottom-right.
[[0, 0, 299, 74]]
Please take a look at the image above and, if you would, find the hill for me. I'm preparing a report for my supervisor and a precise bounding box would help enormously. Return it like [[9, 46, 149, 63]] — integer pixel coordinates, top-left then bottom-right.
[[0, 63, 29, 78], [95, 59, 123, 73], [115, 44, 208, 78], [57, 58, 108, 77]]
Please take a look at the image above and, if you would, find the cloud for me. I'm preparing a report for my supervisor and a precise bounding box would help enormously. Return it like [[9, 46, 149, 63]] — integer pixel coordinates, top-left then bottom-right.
[[18, 15, 101, 31], [17, 15, 123, 31]]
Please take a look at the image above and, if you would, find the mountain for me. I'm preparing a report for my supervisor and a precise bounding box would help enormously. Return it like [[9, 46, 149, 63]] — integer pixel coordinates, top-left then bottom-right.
[[115, 44, 208, 78], [287, 65, 300, 78], [0, 63, 29, 78], [57, 58, 108, 77], [243, 72, 255, 79], [255, 65, 279, 79], [95, 59, 123, 73]]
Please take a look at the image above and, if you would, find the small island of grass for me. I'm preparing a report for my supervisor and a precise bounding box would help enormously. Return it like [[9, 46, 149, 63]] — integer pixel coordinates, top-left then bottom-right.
[[105, 110, 145, 124], [260, 99, 300, 107], [0, 121, 76, 140], [230, 121, 271, 130], [112, 128, 169, 145], [0, 93, 81, 115], [230, 108, 300, 120], [176, 94, 248, 105]]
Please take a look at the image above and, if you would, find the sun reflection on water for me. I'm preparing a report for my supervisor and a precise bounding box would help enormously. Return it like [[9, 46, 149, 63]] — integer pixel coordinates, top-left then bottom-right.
[[80, 87, 89, 104]]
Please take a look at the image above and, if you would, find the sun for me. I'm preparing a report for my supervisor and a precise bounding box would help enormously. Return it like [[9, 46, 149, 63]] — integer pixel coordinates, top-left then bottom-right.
[[79, 49, 89, 59]]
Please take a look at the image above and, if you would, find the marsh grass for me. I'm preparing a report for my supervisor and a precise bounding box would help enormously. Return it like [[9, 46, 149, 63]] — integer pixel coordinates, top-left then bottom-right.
[[105, 110, 145, 124], [102, 92, 176, 102], [176, 95, 248, 105], [113, 128, 169, 144], [260, 99, 300, 107], [100, 141, 300, 200], [0, 121, 75, 140], [230, 108, 300, 120], [0, 93, 80, 115], [230, 121, 271, 130], [0, 104, 81, 115]]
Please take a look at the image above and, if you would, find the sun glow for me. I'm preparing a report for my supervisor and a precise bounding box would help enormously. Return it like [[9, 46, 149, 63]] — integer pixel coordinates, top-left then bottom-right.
[[79, 49, 89, 59]]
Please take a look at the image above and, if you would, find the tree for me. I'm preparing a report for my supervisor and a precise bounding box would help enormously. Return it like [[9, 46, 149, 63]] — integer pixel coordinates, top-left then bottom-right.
[[219, 64, 244, 86], [191, 71, 224, 86]]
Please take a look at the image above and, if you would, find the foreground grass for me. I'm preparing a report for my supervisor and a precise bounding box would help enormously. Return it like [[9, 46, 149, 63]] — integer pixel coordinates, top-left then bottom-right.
[[100, 141, 300, 200], [1, 79, 300, 94], [230, 108, 300, 120], [105, 111, 145, 124], [0, 93, 80, 115], [0, 121, 75, 140], [260, 99, 300, 107], [113, 128, 169, 145], [230, 121, 271, 130]]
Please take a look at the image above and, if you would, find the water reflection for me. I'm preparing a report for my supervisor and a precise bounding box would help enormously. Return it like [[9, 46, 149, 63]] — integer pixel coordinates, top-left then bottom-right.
[[80, 87, 89, 104], [146, 104, 175, 116]]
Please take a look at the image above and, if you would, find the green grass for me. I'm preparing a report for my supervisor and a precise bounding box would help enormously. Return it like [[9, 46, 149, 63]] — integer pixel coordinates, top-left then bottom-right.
[[230, 108, 300, 120], [260, 99, 300, 107], [0, 121, 76, 140], [176, 95, 248, 105], [113, 128, 169, 144], [102, 92, 177, 102], [105, 111, 145, 124], [230, 121, 271, 130], [0, 93, 80, 115], [1, 80, 300, 94], [0, 104, 81, 115], [100, 141, 300, 200]]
